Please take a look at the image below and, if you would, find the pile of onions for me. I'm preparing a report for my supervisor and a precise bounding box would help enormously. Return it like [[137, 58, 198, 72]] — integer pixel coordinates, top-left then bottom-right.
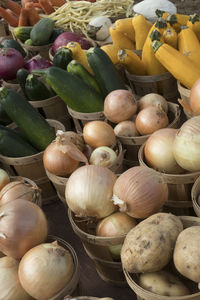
[[0, 256, 32, 300], [89, 146, 117, 167], [114, 120, 139, 137], [0, 179, 40, 205], [18, 241, 74, 299], [0, 169, 9, 192], [144, 128, 184, 174], [0, 48, 24, 80], [65, 165, 117, 218], [189, 78, 200, 115], [138, 93, 168, 113], [135, 106, 169, 135], [173, 116, 200, 172], [104, 89, 137, 123], [112, 166, 168, 219], [43, 131, 88, 176], [83, 121, 116, 148], [0, 199, 48, 258]]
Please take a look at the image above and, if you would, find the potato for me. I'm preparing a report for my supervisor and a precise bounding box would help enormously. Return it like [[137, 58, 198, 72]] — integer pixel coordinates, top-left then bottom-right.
[[121, 213, 183, 273], [139, 270, 190, 296], [174, 226, 200, 284]]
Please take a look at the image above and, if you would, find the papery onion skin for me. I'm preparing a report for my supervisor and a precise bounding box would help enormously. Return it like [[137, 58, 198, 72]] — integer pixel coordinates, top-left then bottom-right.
[[65, 165, 117, 218], [0, 169, 10, 192], [113, 166, 168, 219], [18, 242, 74, 300], [83, 121, 116, 148], [144, 128, 185, 174], [0, 199, 48, 259], [114, 121, 139, 137], [61, 131, 85, 151], [189, 78, 200, 115], [0, 256, 33, 300], [138, 93, 168, 113], [89, 146, 117, 167], [136, 106, 169, 135], [104, 89, 137, 123], [173, 116, 200, 172]]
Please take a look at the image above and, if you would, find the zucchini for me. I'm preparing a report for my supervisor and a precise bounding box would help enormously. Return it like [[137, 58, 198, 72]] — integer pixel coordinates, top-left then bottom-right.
[[16, 68, 30, 99], [49, 28, 65, 43], [86, 47, 127, 97], [0, 125, 38, 157], [25, 74, 54, 101], [13, 26, 33, 43], [53, 47, 73, 70], [67, 60, 102, 95], [0, 39, 26, 57], [0, 87, 56, 151], [0, 102, 12, 126], [33, 67, 104, 113], [24, 39, 34, 46], [30, 18, 54, 46]]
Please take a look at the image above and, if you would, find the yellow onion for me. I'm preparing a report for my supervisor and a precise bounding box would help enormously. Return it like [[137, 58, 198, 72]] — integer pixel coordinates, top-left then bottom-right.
[[0, 256, 33, 300], [136, 106, 169, 135], [18, 241, 74, 300], [189, 78, 200, 115], [83, 121, 116, 148], [0, 180, 40, 206], [89, 146, 117, 167], [114, 121, 139, 137], [138, 93, 168, 113], [43, 131, 88, 176], [0, 169, 10, 192], [65, 165, 116, 218], [173, 116, 200, 172], [144, 128, 184, 174], [0, 199, 48, 259], [104, 89, 137, 123], [113, 166, 168, 219]]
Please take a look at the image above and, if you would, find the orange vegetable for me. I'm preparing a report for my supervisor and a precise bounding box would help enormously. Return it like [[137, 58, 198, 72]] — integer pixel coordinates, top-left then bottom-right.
[[39, 0, 54, 14], [0, 0, 21, 16], [33, 2, 43, 9], [21, 0, 32, 8], [0, 6, 18, 26], [26, 3, 40, 25], [18, 7, 29, 26], [49, 0, 65, 7]]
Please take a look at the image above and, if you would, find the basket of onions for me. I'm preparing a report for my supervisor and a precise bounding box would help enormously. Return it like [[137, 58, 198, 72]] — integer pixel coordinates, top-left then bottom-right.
[[66, 164, 168, 286], [138, 117, 200, 215], [104, 90, 181, 165], [44, 124, 124, 204]]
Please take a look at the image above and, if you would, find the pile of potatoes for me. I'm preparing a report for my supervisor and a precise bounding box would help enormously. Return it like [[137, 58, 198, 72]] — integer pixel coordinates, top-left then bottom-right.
[[121, 213, 200, 297]]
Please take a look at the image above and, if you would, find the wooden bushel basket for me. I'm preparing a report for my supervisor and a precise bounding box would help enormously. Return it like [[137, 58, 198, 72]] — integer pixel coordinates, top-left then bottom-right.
[[191, 175, 200, 217], [123, 216, 200, 300], [0, 119, 65, 205], [116, 102, 181, 165], [68, 209, 127, 287], [138, 143, 199, 216], [0, 19, 10, 38], [47, 235, 80, 300]]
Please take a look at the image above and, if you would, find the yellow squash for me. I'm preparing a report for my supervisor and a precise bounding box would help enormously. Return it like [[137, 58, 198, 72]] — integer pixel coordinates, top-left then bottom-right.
[[109, 24, 135, 50], [100, 44, 120, 65], [166, 13, 190, 33], [132, 14, 153, 50], [66, 41, 91, 73], [152, 40, 200, 90], [115, 18, 135, 42], [118, 49, 146, 75], [163, 25, 178, 48], [187, 14, 200, 41]]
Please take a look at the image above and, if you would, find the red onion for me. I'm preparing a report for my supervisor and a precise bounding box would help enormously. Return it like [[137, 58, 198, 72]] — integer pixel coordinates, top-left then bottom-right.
[[24, 57, 52, 73], [0, 48, 24, 80], [52, 32, 90, 55]]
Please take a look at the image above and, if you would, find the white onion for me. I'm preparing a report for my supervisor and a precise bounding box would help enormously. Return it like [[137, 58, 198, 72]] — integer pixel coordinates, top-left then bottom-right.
[[89, 146, 117, 167], [18, 241, 74, 300], [65, 165, 117, 218], [138, 93, 168, 113]]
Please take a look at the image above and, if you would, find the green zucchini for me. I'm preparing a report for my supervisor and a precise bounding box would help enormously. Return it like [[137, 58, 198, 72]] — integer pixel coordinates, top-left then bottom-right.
[[0, 39, 26, 57], [0, 125, 38, 157], [25, 74, 54, 101], [53, 47, 73, 70], [24, 39, 34, 46], [13, 26, 33, 43], [30, 18, 54, 46], [86, 47, 127, 97], [17, 68, 30, 99], [0, 102, 12, 126], [32, 67, 104, 113], [0, 87, 56, 151], [67, 60, 102, 95]]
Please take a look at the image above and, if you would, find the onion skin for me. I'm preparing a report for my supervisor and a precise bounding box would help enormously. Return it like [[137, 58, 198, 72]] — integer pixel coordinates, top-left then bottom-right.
[[18, 242, 74, 300], [136, 106, 169, 135], [138, 93, 168, 113], [0, 199, 48, 259], [0, 169, 10, 192], [113, 166, 168, 219], [144, 128, 184, 174], [173, 116, 200, 172], [189, 78, 200, 115], [61, 131, 85, 151], [0, 48, 25, 80], [104, 89, 137, 123], [114, 121, 139, 137], [83, 121, 116, 148], [0, 256, 33, 300], [65, 165, 116, 218]]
